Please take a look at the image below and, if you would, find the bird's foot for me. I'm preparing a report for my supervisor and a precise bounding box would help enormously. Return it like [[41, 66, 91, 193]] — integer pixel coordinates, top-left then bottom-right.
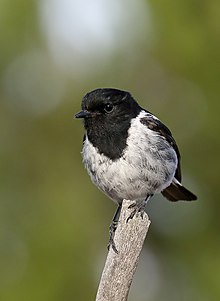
[[127, 195, 152, 223], [107, 205, 121, 253], [127, 201, 146, 223], [108, 220, 119, 253]]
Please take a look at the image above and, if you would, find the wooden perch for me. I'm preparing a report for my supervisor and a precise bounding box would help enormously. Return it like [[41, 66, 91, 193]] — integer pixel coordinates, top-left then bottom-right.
[[96, 199, 151, 301]]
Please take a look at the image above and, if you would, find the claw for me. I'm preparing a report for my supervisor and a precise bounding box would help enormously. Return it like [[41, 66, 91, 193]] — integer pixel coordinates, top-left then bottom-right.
[[127, 201, 146, 223], [127, 194, 152, 223], [108, 220, 119, 253], [108, 236, 118, 254], [108, 205, 122, 254]]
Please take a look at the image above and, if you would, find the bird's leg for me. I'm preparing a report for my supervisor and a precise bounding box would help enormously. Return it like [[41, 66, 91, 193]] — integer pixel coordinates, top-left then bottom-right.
[[108, 204, 122, 253], [127, 194, 152, 223]]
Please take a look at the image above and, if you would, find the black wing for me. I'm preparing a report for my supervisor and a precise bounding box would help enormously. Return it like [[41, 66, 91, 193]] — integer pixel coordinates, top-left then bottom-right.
[[140, 111, 197, 202], [140, 111, 181, 182]]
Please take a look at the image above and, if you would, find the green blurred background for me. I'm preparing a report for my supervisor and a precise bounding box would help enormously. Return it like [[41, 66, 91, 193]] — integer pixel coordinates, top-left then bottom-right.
[[0, 1, 219, 300]]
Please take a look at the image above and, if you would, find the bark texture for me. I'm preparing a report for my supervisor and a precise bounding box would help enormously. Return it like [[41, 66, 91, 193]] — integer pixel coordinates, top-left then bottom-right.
[[96, 199, 151, 301]]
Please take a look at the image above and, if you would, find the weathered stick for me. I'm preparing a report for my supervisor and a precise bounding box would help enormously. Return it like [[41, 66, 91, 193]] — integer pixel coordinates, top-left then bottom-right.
[[96, 199, 151, 301]]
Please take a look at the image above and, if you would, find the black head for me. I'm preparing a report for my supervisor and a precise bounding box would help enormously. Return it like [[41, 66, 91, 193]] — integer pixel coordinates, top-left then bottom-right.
[[75, 88, 142, 160], [75, 88, 141, 125]]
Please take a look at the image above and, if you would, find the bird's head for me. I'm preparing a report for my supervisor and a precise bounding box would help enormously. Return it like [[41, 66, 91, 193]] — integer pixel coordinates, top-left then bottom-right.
[[75, 88, 141, 131]]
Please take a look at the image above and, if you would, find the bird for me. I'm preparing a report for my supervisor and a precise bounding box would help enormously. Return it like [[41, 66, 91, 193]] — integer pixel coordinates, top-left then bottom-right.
[[75, 88, 197, 252]]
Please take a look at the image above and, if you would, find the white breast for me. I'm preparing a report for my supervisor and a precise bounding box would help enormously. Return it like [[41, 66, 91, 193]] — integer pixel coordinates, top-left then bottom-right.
[[82, 111, 177, 204]]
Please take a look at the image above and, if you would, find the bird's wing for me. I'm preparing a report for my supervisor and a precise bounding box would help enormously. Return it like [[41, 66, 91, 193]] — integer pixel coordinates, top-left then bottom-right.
[[140, 111, 181, 182]]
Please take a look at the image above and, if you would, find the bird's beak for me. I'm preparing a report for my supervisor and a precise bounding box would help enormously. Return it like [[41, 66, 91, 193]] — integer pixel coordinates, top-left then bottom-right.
[[75, 110, 92, 119]]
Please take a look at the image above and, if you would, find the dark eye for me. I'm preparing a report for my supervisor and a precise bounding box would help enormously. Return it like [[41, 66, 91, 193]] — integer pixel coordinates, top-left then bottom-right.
[[104, 103, 114, 113]]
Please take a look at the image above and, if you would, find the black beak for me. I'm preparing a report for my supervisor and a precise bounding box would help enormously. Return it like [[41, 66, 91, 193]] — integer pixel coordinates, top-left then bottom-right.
[[75, 110, 92, 119]]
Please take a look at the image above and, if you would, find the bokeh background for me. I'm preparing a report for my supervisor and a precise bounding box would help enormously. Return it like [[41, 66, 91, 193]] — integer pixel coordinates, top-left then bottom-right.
[[0, 1, 219, 300]]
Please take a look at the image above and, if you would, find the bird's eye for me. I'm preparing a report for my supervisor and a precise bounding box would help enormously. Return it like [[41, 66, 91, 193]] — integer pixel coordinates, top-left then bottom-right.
[[104, 103, 114, 113]]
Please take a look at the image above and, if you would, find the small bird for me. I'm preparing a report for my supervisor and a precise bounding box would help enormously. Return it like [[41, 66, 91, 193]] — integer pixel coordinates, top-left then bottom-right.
[[75, 88, 197, 252]]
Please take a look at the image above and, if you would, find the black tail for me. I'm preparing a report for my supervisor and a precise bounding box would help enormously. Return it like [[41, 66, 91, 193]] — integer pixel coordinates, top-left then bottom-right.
[[162, 180, 197, 202]]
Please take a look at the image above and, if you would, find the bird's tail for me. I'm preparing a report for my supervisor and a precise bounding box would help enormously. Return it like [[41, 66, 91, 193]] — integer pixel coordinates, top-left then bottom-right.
[[162, 178, 197, 202]]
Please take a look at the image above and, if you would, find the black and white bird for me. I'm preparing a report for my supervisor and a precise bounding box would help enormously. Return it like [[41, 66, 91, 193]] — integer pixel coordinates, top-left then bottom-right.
[[75, 88, 197, 251]]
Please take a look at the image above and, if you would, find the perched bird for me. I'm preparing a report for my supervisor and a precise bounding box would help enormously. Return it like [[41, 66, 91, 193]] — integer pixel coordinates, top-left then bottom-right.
[[75, 88, 197, 251]]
